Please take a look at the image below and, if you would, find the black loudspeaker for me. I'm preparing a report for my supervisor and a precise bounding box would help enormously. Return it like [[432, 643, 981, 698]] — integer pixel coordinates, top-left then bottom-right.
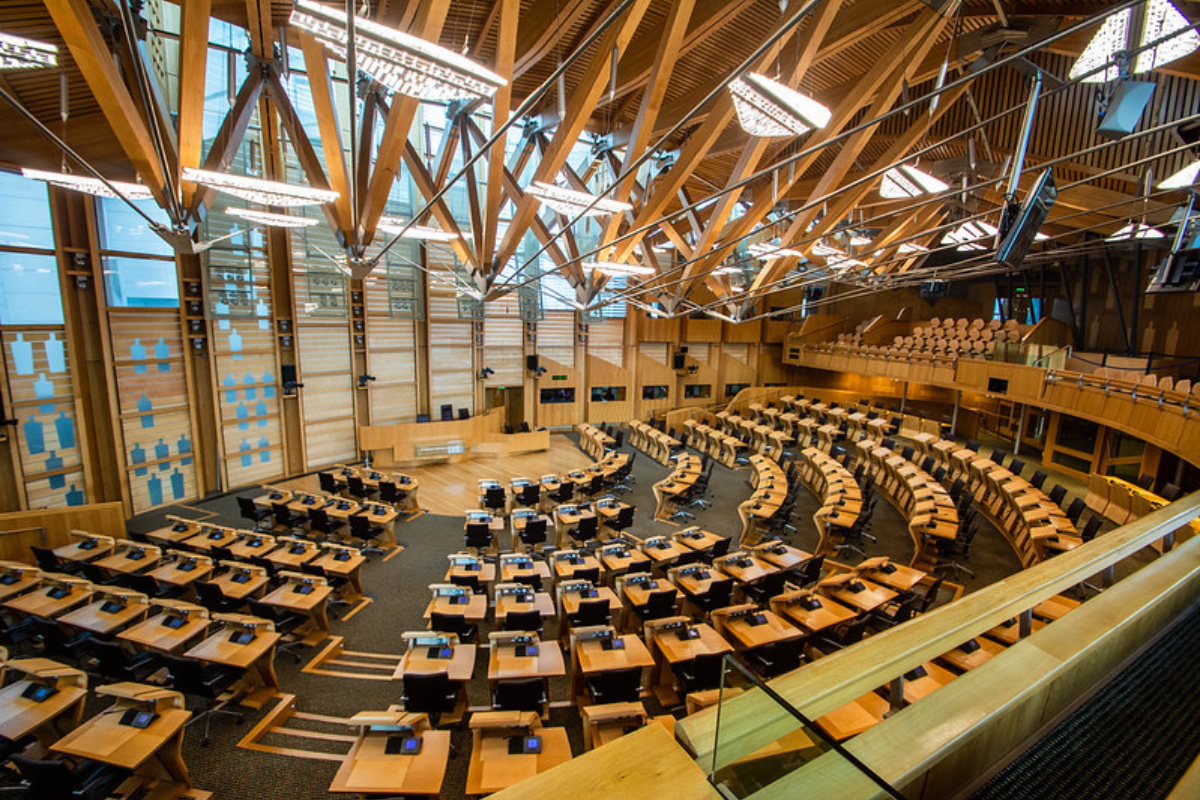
[[526, 354, 539, 372], [440, 404, 454, 421], [281, 364, 297, 384], [672, 354, 686, 370], [458, 408, 469, 420]]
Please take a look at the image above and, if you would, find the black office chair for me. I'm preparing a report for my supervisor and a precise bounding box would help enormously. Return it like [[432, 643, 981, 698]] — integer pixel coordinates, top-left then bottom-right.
[[1047, 484, 1068, 507], [194, 580, 244, 614], [965, 440, 981, 452], [246, 599, 309, 663], [237, 496, 272, 531], [483, 486, 507, 514], [567, 515, 600, 547], [347, 475, 377, 500], [990, 449, 1008, 468], [80, 638, 160, 682], [29, 617, 92, 662], [631, 589, 677, 623], [743, 637, 805, 679], [870, 594, 922, 630], [1136, 473, 1156, 491], [450, 574, 485, 595], [492, 677, 547, 716], [516, 484, 541, 507], [572, 567, 601, 585], [464, 522, 493, 553], [1063, 497, 1086, 525], [429, 611, 477, 643], [160, 653, 245, 746], [30, 546, 79, 575], [504, 610, 544, 635], [934, 523, 978, 580], [700, 537, 732, 564], [378, 480, 407, 507], [585, 666, 642, 705], [121, 572, 181, 600], [402, 672, 459, 728], [348, 514, 386, 555], [740, 570, 790, 605], [550, 482, 575, 504], [271, 501, 307, 534], [1160, 483, 1182, 501], [1030, 469, 1048, 490], [519, 421, 532, 434], [675, 653, 726, 695], [10, 755, 130, 800], [787, 556, 825, 588], [514, 573, 543, 592], [518, 517, 548, 552], [916, 577, 945, 614], [1080, 515, 1103, 542], [815, 617, 870, 653], [319, 471, 346, 495], [569, 599, 611, 628], [1007, 458, 1025, 477], [689, 578, 735, 617], [308, 507, 345, 541], [249, 556, 285, 588], [77, 562, 122, 587], [606, 505, 636, 536]]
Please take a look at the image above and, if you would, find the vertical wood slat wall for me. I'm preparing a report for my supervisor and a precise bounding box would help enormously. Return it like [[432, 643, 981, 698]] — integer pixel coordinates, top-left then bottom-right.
[[365, 277, 420, 426]]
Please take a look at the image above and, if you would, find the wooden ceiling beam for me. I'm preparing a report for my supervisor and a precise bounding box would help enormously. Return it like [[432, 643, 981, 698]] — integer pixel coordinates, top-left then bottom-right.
[[360, 0, 452, 247], [44, 0, 168, 204], [298, 33, 354, 238], [187, 71, 265, 218], [401, 139, 479, 271], [513, 0, 593, 78], [492, 0, 653, 275], [177, 0, 210, 206], [482, 0, 519, 272]]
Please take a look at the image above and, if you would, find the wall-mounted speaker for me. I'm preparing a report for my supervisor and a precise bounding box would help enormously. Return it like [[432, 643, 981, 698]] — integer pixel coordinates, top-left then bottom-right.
[[526, 354, 539, 372], [672, 353, 686, 370]]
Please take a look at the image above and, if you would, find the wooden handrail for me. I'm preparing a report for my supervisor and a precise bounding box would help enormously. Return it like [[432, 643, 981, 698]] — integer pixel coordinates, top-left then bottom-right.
[[676, 492, 1200, 770]]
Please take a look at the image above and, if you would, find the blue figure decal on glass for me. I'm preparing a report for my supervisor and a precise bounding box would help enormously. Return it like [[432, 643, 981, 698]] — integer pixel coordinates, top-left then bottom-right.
[[155, 337, 170, 372], [223, 374, 237, 403], [259, 436, 271, 463], [45, 451, 64, 489], [228, 328, 243, 360], [24, 416, 45, 455], [262, 371, 275, 399], [256, 399, 267, 426], [217, 318, 230, 331], [147, 474, 163, 507], [240, 439, 253, 467], [130, 338, 147, 374], [137, 394, 154, 428], [131, 442, 148, 476], [44, 333, 66, 374], [243, 372, 257, 401], [170, 469, 184, 500], [236, 402, 249, 430], [11, 333, 34, 376], [34, 373, 55, 412], [155, 437, 170, 470], [55, 411, 75, 450], [177, 434, 193, 467], [66, 484, 84, 507], [256, 298, 269, 318]]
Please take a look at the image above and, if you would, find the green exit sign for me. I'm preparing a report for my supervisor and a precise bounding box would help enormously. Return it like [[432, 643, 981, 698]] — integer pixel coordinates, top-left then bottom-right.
[[552, 374, 568, 381]]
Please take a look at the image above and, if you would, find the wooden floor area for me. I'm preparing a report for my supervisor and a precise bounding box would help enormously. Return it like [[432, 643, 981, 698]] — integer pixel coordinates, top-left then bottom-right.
[[274, 434, 594, 516]]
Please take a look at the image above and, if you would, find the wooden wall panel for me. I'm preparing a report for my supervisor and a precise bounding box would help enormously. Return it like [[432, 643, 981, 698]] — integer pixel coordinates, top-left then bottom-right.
[[297, 323, 356, 468], [537, 312, 575, 369], [0, 502, 126, 563]]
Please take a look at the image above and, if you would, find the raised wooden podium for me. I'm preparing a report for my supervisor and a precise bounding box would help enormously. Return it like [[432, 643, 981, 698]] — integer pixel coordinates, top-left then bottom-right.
[[360, 409, 549, 466]]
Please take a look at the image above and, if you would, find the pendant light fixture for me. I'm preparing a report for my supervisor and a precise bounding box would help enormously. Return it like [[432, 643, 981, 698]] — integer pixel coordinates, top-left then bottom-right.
[[729, 73, 831, 138], [226, 208, 319, 228], [182, 168, 339, 207], [0, 32, 57, 70], [528, 182, 633, 217]]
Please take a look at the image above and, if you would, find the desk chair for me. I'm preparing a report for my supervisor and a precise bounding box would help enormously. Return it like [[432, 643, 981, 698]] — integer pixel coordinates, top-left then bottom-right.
[[271, 502, 307, 535], [550, 482, 575, 505], [1161, 483, 1182, 502], [516, 484, 541, 508], [1007, 458, 1026, 478], [483, 486, 507, 514], [934, 522, 978, 581], [81, 638, 160, 683], [815, 617, 870, 653], [377, 480, 407, 507], [916, 577, 945, 615], [689, 578, 735, 619], [249, 556, 286, 589], [300, 562, 349, 615], [247, 600, 308, 663], [464, 522, 493, 554], [402, 672, 461, 731], [347, 475, 377, 501], [787, 556, 825, 588], [348, 514, 386, 556], [520, 421, 532, 433], [1064, 497, 1086, 525], [1047, 484, 1067, 507], [585, 666, 642, 705], [605, 505, 636, 536], [676, 653, 725, 695], [518, 517, 549, 553], [569, 599, 611, 628], [161, 653, 245, 746], [567, 516, 600, 548], [319, 471, 346, 495], [429, 611, 478, 644], [450, 573, 486, 595], [122, 572, 184, 600], [700, 537, 732, 564], [990, 449, 1008, 468], [194, 580, 245, 614], [307, 507, 345, 542], [29, 617, 93, 663], [744, 638, 805, 680], [869, 594, 922, 631], [9, 755, 130, 800], [77, 562, 122, 587], [504, 610, 544, 635], [1136, 473, 1156, 491], [740, 571, 790, 605], [582, 474, 605, 499], [210, 545, 236, 563], [1030, 469, 1048, 490], [238, 496, 272, 531], [492, 677, 547, 716], [514, 574, 543, 592], [571, 567, 601, 586], [30, 546, 80, 576], [631, 590, 677, 624], [1080, 515, 1103, 542]]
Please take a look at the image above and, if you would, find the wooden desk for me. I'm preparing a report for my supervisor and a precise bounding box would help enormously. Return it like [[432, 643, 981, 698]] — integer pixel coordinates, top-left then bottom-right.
[[599, 548, 652, 580], [312, 549, 367, 600], [261, 580, 333, 638], [0, 564, 42, 601], [465, 718, 572, 796], [559, 586, 622, 618], [425, 593, 489, 623], [718, 609, 804, 651], [771, 592, 858, 634], [394, 644, 477, 682], [900, 661, 957, 704], [622, 580, 680, 619], [642, 539, 687, 566], [147, 558, 214, 588], [4, 582, 93, 618], [575, 634, 655, 678], [651, 622, 732, 666], [51, 698, 191, 784], [94, 546, 160, 574], [488, 640, 566, 681], [265, 540, 321, 569], [227, 533, 278, 560], [822, 578, 898, 613], [445, 560, 497, 584], [181, 527, 239, 553], [58, 597, 148, 636], [552, 508, 596, 548], [674, 529, 725, 553], [673, 568, 725, 600], [753, 543, 812, 569], [985, 616, 1046, 646], [54, 535, 115, 563], [815, 692, 891, 742], [119, 610, 211, 654], [938, 637, 1007, 672], [552, 553, 601, 580], [208, 569, 268, 600], [717, 554, 780, 584], [857, 560, 927, 593], [185, 627, 281, 704], [330, 725, 450, 796], [499, 559, 552, 584], [494, 591, 555, 625], [0, 660, 87, 746]]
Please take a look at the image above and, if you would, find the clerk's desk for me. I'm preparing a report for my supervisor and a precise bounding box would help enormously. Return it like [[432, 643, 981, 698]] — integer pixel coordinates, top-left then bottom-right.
[[465, 710, 571, 796], [52, 682, 192, 786], [360, 409, 549, 466], [184, 613, 281, 707], [0, 658, 88, 747], [330, 709, 450, 797]]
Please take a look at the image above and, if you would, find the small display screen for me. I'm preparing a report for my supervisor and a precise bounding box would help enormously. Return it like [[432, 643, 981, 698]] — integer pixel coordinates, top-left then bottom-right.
[[600, 637, 625, 651], [514, 644, 538, 658], [676, 627, 700, 641], [178, 561, 196, 572], [289, 544, 307, 555], [99, 600, 126, 614], [79, 539, 98, 550], [334, 551, 351, 562], [127, 548, 146, 561], [801, 597, 822, 611], [294, 583, 314, 595], [231, 572, 251, 584], [229, 630, 255, 645], [427, 646, 452, 660], [0, 574, 19, 585], [46, 586, 70, 599], [448, 595, 468, 605], [21, 684, 57, 702], [207, 531, 225, 541], [880, 563, 898, 574], [748, 613, 768, 626], [119, 709, 158, 729], [172, 523, 190, 532], [847, 581, 866, 593], [959, 639, 981, 653], [162, 615, 186, 629], [385, 735, 421, 755], [508, 735, 542, 755]]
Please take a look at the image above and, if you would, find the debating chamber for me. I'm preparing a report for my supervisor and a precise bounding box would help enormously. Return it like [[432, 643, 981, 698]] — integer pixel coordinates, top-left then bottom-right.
[[2, 0, 1200, 798]]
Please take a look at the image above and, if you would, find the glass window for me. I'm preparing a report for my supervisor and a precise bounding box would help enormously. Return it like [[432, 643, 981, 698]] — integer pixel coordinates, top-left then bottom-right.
[[0, 251, 64, 325], [0, 172, 55, 249], [725, 383, 750, 398], [96, 197, 173, 256], [1054, 415, 1100, 454], [102, 256, 179, 308], [540, 387, 575, 404], [642, 385, 669, 400], [590, 386, 625, 402], [684, 384, 712, 399]]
